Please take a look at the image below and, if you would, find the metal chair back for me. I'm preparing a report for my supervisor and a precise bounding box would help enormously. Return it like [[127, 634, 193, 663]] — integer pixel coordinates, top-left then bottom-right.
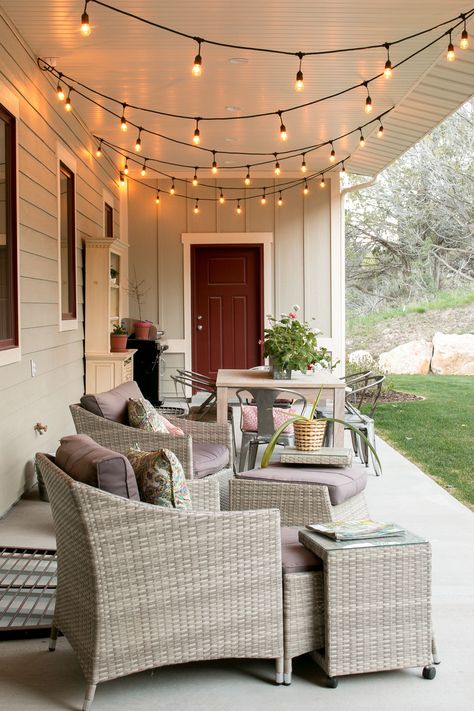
[[236, 387, 307, 438], [346, 374, 385, 418]]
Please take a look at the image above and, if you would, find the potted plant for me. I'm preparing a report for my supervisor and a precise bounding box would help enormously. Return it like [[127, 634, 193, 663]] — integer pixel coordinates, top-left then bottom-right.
[[110, 267, 119, 285], [263, 305, 330, 378], [110, 322, 128, 352], [128, 269, 152, 339]]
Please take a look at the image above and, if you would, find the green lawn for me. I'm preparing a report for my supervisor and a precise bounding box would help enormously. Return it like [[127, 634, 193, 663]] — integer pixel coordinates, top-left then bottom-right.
[[373, 375, 474, 509]]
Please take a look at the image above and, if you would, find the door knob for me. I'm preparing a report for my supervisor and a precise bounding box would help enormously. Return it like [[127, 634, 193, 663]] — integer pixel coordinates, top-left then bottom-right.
[[196, 324, 203, 331]]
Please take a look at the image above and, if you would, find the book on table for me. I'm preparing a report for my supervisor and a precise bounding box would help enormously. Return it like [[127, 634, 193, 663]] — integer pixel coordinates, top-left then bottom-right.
[[306, 519, 405, 541]]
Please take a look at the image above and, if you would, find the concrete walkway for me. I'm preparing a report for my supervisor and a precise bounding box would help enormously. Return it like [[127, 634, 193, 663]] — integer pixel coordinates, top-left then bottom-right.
[[0, 437, 473, 710]]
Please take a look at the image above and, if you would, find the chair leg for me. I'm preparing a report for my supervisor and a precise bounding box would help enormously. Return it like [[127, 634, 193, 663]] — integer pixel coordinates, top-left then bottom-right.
[[275, 657, 284, 685], [82, 684, 97, 711], [432, 635, 441, 664], [248, 441, 259, 469], [350, 429, 359, 456], [48, 624, 58, 651], [284, 657, 292, 685], [239, 438, 250, 472]]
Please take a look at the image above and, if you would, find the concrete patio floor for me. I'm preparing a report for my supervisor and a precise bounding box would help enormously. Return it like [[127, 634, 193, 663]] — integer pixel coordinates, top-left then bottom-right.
[[0, 435, 473, 711]]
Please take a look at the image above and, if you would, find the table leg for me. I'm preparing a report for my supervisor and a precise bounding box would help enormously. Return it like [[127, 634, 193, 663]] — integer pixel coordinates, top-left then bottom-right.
[[333, 388, 345, 447], [216, 387, 228, 425]]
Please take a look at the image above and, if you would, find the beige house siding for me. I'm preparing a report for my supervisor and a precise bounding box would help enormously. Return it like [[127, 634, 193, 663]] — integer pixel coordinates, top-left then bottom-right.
[[0, 12, 121, 515]]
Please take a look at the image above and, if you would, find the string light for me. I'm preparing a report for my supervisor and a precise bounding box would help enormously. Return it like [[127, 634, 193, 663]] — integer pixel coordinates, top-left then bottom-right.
[[65, 89, 72, 111], [119, 171, 126, 187], [219, 190, 225, 204], [236, 200, 242, 215], [303, 181, 309, 195], [320, 174, 325, 188], [141, 160, 147, 177], [329, 142, 336, 162], [170, 179, 176, 195], [123, 158, 129, 175], [192, 40, 203, 76], [359, 128, 365, 147], [341, 160, 346, 173], [295, 52, 304, 91], [384, 43, 393, 78], [194, 199, 200, 214], [56, 74, 65, 101], [80, 2, 91, 37], [377, 121, 384, 138], [277, 192, 283, 207], [460, 15, 469, 48], [120, 103, 127, 131], [274, 155, 281, 176], [155, 190, 160, 205], [363, 82, 373, 114], [301, 154, 307, 173], [192, 168, 198, 187], [135, 128, 142, 152], [211, 151, 218, 174], [261, 189, 267, 205], [278, 112, 288, 141], [244, 166, 251, 186], [193, 119, 201, 144], [447, 31, 455, 61], [95, 139, 102, 157]]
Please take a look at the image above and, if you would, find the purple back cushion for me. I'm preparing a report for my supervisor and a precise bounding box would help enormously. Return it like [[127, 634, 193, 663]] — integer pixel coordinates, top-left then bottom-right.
[[80, 381, 143, 423], [55, 434, 140, 501]]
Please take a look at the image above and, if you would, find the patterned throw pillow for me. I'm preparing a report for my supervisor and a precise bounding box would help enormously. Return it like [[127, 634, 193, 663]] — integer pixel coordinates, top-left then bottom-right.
[[128, 398, 184, 435], [127, 446, 192, 510], [241, 405, 298, 434]]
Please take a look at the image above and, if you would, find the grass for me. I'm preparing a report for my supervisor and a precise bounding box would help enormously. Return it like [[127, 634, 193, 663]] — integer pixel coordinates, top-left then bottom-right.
[[347, 288, 474, 335], [373, 375, 474, 509]]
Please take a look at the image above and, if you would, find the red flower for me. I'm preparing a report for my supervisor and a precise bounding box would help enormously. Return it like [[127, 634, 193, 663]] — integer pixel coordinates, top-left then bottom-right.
[[288, 312, 297, 319]]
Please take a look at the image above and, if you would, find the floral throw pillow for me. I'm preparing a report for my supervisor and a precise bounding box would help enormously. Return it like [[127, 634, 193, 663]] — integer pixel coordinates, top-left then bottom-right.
[[241, 405, 298, 434], [128, 398, 168, 433], [127, 446, 192, 510]]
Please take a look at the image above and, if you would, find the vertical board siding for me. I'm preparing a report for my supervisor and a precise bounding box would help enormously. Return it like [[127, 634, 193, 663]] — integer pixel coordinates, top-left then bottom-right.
[[0, 12, 121, 514]]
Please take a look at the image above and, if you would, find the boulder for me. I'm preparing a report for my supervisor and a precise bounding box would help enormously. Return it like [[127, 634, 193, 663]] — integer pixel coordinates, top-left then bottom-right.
[[431, 332, 474, 375], [378, 340, 432, 375], [348, 350, 373, 366]]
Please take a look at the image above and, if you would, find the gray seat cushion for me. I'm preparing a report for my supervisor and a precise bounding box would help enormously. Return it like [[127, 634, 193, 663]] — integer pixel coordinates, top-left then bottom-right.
[[80, 381, 143, 423], [192, 442, 230, 479], [55, 434, 140, 501], [280, 527, 322, 574], [236, 462, 367, 506]]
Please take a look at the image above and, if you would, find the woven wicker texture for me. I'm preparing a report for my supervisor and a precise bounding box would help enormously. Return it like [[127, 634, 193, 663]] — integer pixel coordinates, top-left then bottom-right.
[[302, 536, 433, 677], [283, 571, 324, 659], [293, 420, 326, 451], [37, 454, 283, 692], [280, 447, 353, 466], [230, 479, 369, 526]]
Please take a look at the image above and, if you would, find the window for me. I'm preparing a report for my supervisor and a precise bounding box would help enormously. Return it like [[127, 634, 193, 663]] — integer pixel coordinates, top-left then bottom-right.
[[59, 161, 76, 320], [0, 104, 18, 351], [105, 202, 114, 238]]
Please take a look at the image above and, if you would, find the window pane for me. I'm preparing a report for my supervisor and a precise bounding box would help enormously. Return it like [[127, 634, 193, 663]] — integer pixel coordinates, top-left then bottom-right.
[[59, 163, 76, 320], [0, 106, 17, 349]]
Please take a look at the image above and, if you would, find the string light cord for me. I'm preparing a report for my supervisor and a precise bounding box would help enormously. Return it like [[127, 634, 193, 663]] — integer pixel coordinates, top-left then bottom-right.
[[85, 0, 471, 59], [93, 107, 393, 175]]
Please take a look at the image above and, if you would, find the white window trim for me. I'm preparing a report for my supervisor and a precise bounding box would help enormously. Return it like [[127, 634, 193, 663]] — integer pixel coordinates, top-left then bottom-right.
[[0, 82, 21, 366], [56, 143, 78, 332], [102, 187, 115, 238]]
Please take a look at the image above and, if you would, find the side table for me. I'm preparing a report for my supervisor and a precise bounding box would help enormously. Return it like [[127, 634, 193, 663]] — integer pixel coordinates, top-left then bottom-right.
[[299, 528, 438, 687]]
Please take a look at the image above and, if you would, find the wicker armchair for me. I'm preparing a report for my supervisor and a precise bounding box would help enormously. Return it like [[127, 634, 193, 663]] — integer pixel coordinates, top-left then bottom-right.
[[70, 404, 234, 507], [37, 453, 284, 711]]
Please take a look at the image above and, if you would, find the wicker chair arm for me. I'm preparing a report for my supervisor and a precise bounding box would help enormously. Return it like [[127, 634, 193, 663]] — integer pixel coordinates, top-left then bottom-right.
[[187, 479, 220, 511], [70, 404, 194, 477]]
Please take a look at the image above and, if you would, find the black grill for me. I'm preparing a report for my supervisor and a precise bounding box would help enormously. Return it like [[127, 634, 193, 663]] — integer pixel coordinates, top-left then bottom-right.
[[127, 338, 169, 406]]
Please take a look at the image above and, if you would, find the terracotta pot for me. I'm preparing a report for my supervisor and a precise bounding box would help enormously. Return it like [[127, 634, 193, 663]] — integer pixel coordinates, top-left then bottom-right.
[[134, 320, 151, 339], [110, 334, 128, 352]]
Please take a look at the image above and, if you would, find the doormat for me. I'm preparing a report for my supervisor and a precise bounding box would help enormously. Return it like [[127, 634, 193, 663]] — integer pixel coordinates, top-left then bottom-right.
[[0, 547, 56, 638]]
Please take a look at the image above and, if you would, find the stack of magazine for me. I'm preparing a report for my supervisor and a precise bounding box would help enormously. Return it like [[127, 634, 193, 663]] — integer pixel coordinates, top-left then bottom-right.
[[306, 519, 405, 541]]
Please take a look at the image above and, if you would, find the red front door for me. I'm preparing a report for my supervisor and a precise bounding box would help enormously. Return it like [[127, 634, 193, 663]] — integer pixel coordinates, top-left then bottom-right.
[[191, 245, 263, 379]]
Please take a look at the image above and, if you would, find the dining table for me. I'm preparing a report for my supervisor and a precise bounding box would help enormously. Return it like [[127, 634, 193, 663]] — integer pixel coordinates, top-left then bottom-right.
[[216, 368, 347, 447]]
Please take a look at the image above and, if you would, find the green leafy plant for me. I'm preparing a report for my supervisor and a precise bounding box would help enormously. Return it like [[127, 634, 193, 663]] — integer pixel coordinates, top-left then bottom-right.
[[111, 322, 127, 335], [261, 388, 381, 470], [263, 306, 331, 373]]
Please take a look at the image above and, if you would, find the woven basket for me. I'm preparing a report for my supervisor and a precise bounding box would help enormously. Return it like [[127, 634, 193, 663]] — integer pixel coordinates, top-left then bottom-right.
[[293, 419, 327, 451]]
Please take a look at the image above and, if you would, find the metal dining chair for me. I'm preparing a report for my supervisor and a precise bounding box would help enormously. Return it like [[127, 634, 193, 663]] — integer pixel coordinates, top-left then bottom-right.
[[236, 387, 307, 472]]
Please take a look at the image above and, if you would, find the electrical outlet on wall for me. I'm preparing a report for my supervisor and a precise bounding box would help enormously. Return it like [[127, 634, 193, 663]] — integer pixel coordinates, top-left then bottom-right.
[[30, 359, 37, 377]]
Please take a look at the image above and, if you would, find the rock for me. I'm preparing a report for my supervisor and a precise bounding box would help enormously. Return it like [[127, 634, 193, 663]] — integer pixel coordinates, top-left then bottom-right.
[[378, 340, 432, 375], [348, 350, 373, 366], [431, 332, 474, 375]]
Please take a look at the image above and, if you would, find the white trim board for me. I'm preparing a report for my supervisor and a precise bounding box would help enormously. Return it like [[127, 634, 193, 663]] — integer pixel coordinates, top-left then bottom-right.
[[180, 232, 273, 371]]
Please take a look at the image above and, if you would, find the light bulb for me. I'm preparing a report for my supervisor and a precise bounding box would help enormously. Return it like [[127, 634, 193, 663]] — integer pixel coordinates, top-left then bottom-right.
[[141, 162, 147, 177], [170, 181, 175, 195], [236, 202, 242, 215], [460, 29, 469, 49], [261, 195, 266, 205], [295, 70, 304, 91], [155, 192, 160, 205], [123, 161, 129, 175], [447, 35, 455, 61], [320, 176, 325, 188], [57, 83, 65, 101], [365, 96, 373, 114], [119, 172, 125, 187], [121, 117, 127, 132], [80, 11, 91, 37], [192, 54, 202, 76], [377, 125, 384, 138], [301, 157, 307, 173], [341, 161, 346, 173], [275, 161, 281, 176], [384, 60, 393, 79], [193, 127, 200, 144], [359, 133, 365, 148], [303, 183, 309, 196], [330, 146, 336, 162], [65, 93, 72, 111], [192, 170, 198, 187], [194, 201, 199, 214], [219, 192, 225, 204], [212, 161, 218, 174], [280, 123, 288, 141], [95, 142, 102, 158], [135, 136, 142, 152], [244, 169, 251, 186], [277, 194, 283, 207]]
